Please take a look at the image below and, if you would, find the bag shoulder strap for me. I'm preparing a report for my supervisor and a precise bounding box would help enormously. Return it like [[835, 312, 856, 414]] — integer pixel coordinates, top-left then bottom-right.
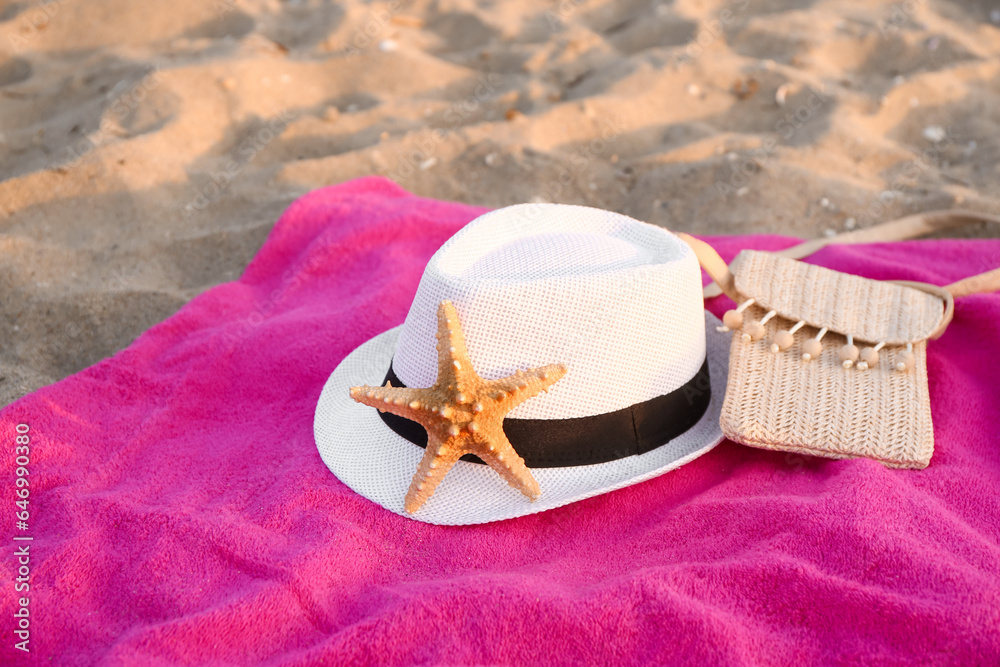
[[682, 210, 1000, 300]]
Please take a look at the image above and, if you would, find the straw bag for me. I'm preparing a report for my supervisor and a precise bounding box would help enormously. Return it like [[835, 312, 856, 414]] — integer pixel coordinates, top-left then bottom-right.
[[679, 211, 1000, 469]]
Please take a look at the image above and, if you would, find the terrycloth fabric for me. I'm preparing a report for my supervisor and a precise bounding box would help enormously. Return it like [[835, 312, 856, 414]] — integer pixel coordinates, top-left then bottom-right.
[[2, 177, 999, 666]]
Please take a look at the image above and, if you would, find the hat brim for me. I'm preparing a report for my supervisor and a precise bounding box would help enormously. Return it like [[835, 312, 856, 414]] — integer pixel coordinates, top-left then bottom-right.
[[314, 311, 729, 525]]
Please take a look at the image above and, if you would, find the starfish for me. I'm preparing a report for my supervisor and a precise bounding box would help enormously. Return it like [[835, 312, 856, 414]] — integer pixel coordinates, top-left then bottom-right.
[[350, 300, 567, 514]]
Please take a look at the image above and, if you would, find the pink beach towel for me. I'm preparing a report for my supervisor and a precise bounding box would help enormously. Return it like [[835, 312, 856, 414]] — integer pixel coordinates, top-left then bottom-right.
[[2, 177, 999, 666]]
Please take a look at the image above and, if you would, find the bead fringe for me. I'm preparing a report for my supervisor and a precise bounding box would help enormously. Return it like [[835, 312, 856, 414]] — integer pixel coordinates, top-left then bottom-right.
[[718, 308, 918, 372], [717, 298, 755, 332]]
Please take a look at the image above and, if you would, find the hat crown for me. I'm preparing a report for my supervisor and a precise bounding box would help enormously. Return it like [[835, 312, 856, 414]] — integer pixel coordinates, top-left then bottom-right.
[[393, 204, 706, 419]]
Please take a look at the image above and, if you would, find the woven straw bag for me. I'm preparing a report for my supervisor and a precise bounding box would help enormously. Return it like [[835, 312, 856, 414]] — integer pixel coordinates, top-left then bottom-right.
[[680, 211, 1000, 469]]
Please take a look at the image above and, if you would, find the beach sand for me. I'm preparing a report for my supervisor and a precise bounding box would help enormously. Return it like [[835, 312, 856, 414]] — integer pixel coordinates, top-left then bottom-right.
[[1, 0, 999, 405]]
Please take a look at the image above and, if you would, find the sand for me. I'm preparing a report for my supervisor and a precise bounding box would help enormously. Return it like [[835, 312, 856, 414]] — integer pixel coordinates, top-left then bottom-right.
[[1, 0, 998, 406]]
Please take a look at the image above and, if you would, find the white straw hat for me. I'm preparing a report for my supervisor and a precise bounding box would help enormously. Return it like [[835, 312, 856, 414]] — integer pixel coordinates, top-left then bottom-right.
[[314, 203, 729, 525]]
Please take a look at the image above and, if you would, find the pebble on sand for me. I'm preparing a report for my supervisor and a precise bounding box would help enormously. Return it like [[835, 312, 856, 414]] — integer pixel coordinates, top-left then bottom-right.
[[922, 126, 947, 142]]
